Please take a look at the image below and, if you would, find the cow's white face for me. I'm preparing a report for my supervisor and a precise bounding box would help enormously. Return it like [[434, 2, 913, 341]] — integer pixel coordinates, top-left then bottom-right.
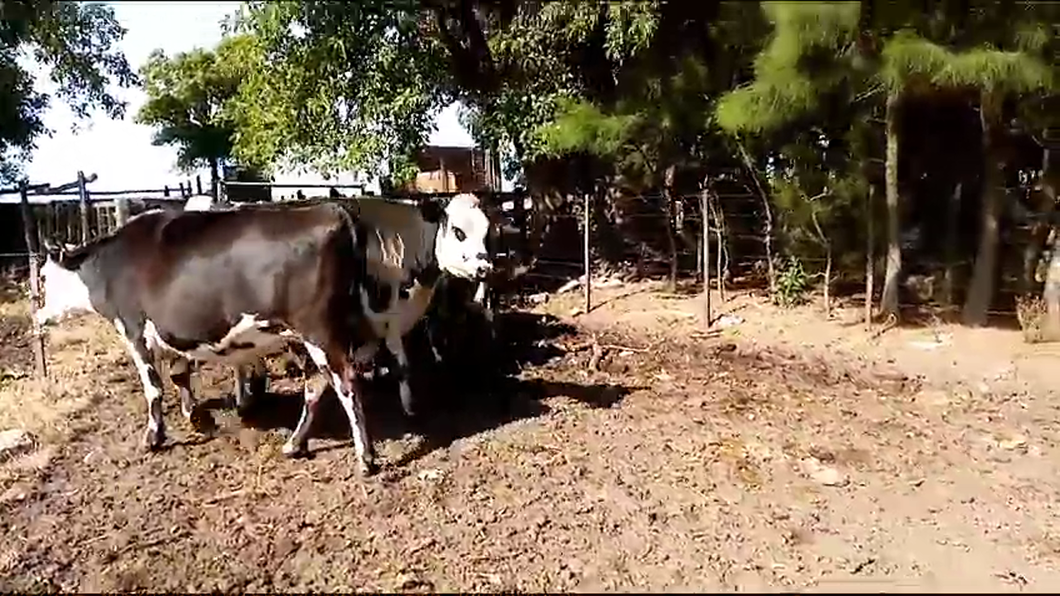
[[434, 193, 492, 280], [35, 253, 95, 326]]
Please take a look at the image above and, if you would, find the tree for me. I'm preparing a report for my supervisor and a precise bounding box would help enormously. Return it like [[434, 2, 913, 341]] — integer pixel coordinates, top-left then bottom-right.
[[135, 34, 257, 199], [0, 0, 136, 183], [715, 2, 868, 302], [226, 1, 464, 183]]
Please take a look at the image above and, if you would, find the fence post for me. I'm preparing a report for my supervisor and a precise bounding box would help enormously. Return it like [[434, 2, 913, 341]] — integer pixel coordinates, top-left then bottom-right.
[[77, 170, 90, 244], [19, 183, 48, 377], [179, 182, 186, 197], [865, 185, 875, 327], [163, 185, 170, 197], [116, 197, 130, 227], [196, 175, 203, 196], [583, 192, 592, 314], [701, 186, 712, 329]]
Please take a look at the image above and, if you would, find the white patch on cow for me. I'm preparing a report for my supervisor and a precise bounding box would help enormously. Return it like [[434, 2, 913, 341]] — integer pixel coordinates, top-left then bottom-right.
[[473, 280, 487, 304], [375, 228, 406, 272], [183, 194, 217, 211], [435, 193, 492, 280], [299, 341, 373, 472], [143, 313, 295, 365], [114, 319, 164, 436], [35, 255, 96, 326], [284, 370, 327, 456]]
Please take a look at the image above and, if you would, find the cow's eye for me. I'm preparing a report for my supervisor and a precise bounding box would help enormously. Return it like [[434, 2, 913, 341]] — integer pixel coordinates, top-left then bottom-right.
[[453, 227, 466, 242]]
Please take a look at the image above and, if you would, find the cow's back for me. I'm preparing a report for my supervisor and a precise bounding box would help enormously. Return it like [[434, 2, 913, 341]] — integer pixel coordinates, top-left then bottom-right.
[[349, 198, 438, 280], [107, 203, 360, 345]]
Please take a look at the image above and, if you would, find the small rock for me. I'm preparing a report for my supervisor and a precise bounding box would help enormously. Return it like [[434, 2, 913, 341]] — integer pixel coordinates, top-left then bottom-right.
[[914, 389, 951, 407], [653, 370, 673, 382], [417, 468, 444, 482], [716, 314, 743, 329], [801, 458, 848, 487], [0, 429, 34, 462], [998, 435, 1028, 452], [396, 571, 432, 591]]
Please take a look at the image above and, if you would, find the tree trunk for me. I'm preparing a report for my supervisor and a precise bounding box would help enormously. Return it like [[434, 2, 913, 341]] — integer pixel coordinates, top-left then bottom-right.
[[209, 156, 221, 201], [942, 182, 962, 306], [736, 141, 775, 294], [879, 93, 902, 319], [962, 92, 1003, 327], [865, 184, 875, 326], [1042, 227, 1060, 339], [1037, 142, 1060, 337], [664, 164, 679, 291]]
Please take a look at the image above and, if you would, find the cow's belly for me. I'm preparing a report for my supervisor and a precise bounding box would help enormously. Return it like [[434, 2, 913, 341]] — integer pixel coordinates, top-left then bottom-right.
[[144, 314, 298, 364]]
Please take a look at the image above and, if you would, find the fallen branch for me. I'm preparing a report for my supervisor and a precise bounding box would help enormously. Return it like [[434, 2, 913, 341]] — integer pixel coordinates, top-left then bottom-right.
[[203, 488, 247, 505], [868, 312, 898, 342]]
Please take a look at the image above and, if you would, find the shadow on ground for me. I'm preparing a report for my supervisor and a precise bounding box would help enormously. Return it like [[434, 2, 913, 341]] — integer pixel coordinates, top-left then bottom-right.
[[202, 309, 633, 468]]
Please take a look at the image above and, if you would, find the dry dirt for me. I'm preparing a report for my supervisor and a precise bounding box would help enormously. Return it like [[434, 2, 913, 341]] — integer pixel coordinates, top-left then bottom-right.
[[2, 280, 1060, 592]]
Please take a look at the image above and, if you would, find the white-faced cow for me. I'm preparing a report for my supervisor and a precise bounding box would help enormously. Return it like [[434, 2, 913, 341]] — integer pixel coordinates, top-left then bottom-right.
[[233, 193, 493, 417]]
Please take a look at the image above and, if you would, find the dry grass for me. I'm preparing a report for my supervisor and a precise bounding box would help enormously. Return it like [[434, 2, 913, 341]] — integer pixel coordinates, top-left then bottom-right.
[[0, 299, 128, 488]]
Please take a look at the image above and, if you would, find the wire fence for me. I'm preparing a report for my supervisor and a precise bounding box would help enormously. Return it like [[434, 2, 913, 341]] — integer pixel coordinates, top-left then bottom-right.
[[1, 183, 1042, 328]]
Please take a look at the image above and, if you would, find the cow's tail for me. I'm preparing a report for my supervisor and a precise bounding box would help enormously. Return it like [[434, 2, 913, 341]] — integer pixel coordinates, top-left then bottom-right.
[[330, 202, 367, 296]]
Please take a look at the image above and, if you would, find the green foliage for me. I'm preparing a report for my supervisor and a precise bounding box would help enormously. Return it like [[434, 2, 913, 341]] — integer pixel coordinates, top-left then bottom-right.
[[0, 0, 136, 182], [225, 1, 450, 182], [135, 35, 255, 174], [534, 98, 640, 159], [715, 2, 861, 135], [882, 31, 1055, 96], [774, 255, 811, 307]]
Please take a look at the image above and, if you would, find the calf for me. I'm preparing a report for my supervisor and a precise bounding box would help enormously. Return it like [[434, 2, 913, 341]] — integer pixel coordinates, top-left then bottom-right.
[[235, 193, 493, 417], [35, 202, 383, 474]]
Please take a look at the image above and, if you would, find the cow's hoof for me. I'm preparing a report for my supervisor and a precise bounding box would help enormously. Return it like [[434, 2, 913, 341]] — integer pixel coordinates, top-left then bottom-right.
[[281, 441, 309, 459], [359, 457, 380, 477], [143, 427, 166, 451]]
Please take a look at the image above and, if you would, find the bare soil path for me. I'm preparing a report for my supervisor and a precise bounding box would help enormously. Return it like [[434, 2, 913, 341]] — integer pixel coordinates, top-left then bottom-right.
[[1, 283, 1060, 592]]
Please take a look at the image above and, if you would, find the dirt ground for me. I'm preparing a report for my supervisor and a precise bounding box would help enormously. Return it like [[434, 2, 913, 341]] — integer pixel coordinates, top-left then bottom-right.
[[3, 280, 1060, 592]]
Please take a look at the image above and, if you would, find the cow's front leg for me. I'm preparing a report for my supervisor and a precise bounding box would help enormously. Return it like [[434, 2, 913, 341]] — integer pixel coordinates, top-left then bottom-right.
[[170, 356, 217, 435], [384, 330, 416, 417], [302, 340, 378, 476], [114, 320, 167, 450]]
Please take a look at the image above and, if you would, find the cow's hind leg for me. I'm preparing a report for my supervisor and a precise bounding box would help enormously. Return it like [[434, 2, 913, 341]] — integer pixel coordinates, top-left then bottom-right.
[[282, 360, 328, 458], [114, 319, 167, 450], [384, 330, 416, 417], [233, 358, 268, 414], [302, 340, 378, 476], [171, 357, 217, 435]]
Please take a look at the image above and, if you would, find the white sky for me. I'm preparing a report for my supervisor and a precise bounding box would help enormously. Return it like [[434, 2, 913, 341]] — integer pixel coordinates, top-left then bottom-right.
[[17, 1, 478, 201]]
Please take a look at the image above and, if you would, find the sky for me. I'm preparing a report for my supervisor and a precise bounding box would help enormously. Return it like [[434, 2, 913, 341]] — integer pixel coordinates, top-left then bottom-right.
[[17, 1, 478, 202]]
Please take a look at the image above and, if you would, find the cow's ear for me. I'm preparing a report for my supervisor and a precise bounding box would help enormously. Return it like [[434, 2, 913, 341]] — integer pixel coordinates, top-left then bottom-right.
[[419, 198, 445, 224]]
